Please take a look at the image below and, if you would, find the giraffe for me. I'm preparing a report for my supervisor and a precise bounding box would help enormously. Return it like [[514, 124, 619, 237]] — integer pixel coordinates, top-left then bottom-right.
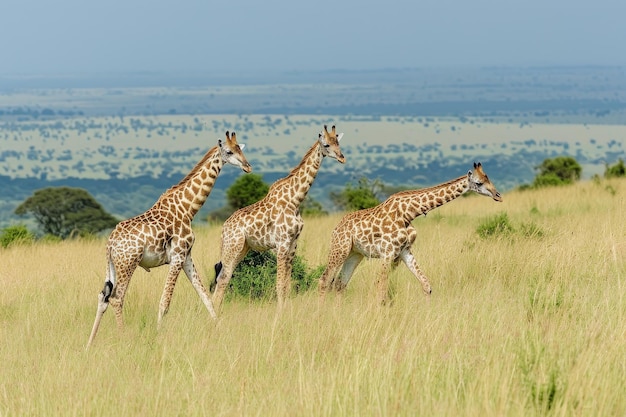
[[86, 131, 251, 348], [210, 125, 345, 313], [318, 162, 502, 304]]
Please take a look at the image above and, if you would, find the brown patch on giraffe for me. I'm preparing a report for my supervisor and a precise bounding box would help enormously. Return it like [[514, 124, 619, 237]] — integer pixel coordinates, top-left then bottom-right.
[[86, 131, 251, 348], [212, 126, 347, 314], [318, 163, 502, 304]]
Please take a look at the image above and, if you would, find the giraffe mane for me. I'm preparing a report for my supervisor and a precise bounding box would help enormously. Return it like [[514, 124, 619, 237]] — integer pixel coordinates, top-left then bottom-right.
[[395, 175, 467, 197], [264, 142, 319, 196], [164, 146, 219, 194]]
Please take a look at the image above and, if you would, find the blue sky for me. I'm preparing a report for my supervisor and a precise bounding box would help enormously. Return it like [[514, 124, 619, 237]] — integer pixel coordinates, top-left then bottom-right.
[[1, 0, 625, 75]]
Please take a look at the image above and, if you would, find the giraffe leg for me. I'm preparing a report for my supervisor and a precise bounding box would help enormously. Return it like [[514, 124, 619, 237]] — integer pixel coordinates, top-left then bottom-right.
[[318, 263, 340, 301], [275, 244, 297, 310], [375, 259, 393, 305], [86, 281, 113, 349], [334, 252, 364, 292], [182, 255, 217, 320], [212, 229, 249, 314], [106, 260, 138, 331], [157, 260, 184, 328], [399, 248, 432, 295], [86, 245, 139, 348], [318, 235, 352, 299], [212, 248, 248, 314], [211, 261, 234, 313]]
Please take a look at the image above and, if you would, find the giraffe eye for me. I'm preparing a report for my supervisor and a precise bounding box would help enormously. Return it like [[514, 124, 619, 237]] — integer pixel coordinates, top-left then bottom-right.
[[226, 150, 234, 155], [323, 144, 330, 148]]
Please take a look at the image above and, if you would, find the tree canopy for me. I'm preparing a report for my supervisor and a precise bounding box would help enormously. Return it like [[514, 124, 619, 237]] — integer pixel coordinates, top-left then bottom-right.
[[533, 156, 582, 187], [330, 177, 383, 211], [604, 158, 626, 178], [226, 174, 270, 210], [15, 187, 118, 238]]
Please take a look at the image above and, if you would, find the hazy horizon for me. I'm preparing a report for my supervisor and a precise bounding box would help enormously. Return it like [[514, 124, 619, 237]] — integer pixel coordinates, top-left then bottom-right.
[[2, 0, 626, 77]]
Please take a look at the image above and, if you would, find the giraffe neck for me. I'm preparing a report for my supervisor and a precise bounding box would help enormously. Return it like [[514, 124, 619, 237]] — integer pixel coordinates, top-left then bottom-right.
[[389, 175, 469, 223], [270, 141, 324, 208], [158, 146, 224, 219]]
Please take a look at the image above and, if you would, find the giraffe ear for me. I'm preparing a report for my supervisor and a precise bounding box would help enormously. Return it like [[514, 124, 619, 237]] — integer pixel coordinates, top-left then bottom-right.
[[337, 133, 344, 142], [239, 143, 246, 150], [467, 170, 473, 179]]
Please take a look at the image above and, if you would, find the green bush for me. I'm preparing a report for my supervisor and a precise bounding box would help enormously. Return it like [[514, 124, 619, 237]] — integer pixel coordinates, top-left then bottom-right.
[[532, 157, 581, 188], [604, 159, 626, 178], [330, 177, 382, 211], [476, 212, 514, 238], [476, 213, 545, 240], [226, 174, 269, 209], [533, 173, 567, 188], [0, 224, 35, 248], [218, 251, 323, 301]]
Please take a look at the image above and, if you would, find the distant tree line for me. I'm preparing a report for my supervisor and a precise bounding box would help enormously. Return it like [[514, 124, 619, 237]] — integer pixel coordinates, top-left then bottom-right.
[[0, 107, 84, 118]]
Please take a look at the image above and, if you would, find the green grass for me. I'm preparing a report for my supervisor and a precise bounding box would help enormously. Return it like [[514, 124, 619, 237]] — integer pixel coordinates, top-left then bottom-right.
[[1, 178, 625, 416]]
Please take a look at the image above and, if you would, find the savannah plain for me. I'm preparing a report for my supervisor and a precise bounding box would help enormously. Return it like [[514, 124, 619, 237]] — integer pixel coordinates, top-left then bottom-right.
[[1, 180, 625, 416], [1, 67, 626, 415]]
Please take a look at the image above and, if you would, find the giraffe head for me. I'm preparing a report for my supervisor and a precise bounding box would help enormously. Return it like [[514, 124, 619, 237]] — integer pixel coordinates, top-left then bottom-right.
[[318, 125, 346, 163], [467, 162, 502, 201], [219, 131, 252, 173]]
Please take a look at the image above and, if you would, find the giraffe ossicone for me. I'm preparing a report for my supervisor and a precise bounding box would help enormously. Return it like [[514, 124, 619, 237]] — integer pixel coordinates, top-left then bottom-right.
[[86, 131, 251, 348], [318, 162, 502, 304], [210, 125, 346, 313]]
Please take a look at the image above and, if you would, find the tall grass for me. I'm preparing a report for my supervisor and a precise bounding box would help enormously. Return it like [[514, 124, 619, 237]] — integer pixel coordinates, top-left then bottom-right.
[[1, 179, 625, 416]]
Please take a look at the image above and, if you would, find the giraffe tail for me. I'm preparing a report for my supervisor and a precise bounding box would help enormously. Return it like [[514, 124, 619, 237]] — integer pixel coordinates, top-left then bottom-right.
[[210, 261, 223, 293], [86, 255, 116, 349]]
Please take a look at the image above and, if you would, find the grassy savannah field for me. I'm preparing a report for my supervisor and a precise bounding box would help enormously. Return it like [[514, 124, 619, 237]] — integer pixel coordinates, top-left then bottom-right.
[[1, 177, 625, 416]]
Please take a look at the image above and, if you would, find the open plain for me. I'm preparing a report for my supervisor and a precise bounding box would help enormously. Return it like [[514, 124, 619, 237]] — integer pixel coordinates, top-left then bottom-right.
[[1, 178, 625, 416]]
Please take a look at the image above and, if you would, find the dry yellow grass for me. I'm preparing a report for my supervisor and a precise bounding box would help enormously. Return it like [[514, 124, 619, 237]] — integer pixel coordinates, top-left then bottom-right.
[[1, 178, 626, 416]]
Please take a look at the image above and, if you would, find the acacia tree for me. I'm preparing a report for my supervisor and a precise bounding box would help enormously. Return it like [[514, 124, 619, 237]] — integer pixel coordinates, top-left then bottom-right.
[[15, 187, 118, 239]]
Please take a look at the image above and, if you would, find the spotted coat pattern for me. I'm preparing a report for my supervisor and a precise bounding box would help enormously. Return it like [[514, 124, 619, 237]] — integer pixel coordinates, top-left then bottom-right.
[[318, 162, 502, 303], [211, 125, 345, 313], [87, 132, 251, 348]]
